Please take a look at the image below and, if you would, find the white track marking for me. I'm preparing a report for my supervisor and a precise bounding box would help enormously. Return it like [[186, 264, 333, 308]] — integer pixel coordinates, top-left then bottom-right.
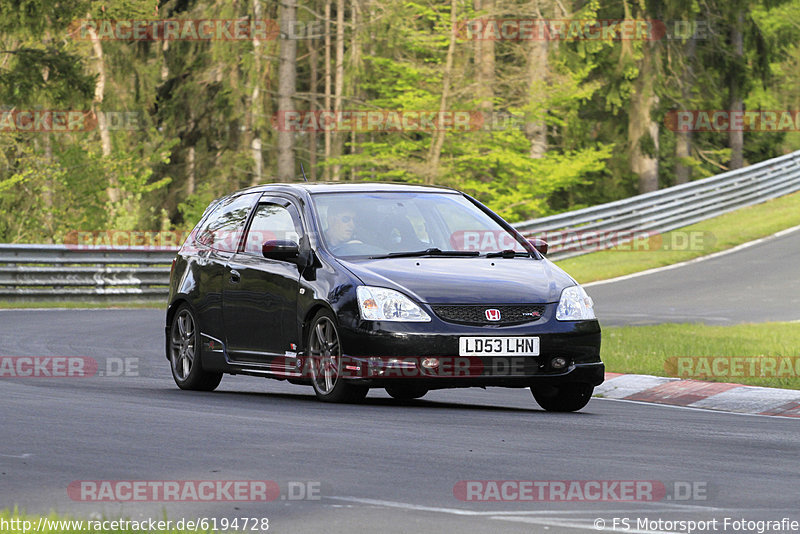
[[327, 496, 726, 515], [493, 516, 680, 533]]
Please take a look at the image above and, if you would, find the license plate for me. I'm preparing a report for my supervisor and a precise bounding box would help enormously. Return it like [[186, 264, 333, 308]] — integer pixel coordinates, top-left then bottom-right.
[[458, 337, 540, 356]]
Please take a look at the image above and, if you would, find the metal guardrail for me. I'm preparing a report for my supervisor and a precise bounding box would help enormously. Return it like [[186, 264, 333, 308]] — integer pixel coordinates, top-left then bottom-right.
[[515, 149, 800, 260], [1, 150, 799, 301]]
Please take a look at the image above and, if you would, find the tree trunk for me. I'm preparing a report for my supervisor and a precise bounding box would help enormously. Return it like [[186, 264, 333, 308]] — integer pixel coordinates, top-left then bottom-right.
[[729, 11, 744, 170], [309, 23, 319, 181], [250, 0, 264, 186], [38, 53, 54, 238], [186, 102, 196, 197], [277, 0, 298, 181], [332, 0, 345, 181], [86, 22, 117, 212], [349, 0, 361, 181], [474, 0, 495, 113], [426, 0, 458, 185], [186, 144, 196, 198], [675, 129, 691, 184], [323, 0, 332, 181], [675, 37, 695, 184], [39, 132, 54, 240], [525, 0, 549, 159], [367, 2, 377, 181], [160, 40, 169, 81], [629, 42, 660, 194]]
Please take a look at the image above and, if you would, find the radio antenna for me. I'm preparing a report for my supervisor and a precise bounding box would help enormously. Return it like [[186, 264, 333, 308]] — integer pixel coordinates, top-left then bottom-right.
[[300, 162, 309, 182]]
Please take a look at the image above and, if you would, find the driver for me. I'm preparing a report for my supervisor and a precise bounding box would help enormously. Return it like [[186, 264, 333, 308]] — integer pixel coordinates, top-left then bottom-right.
[[326, 207, 358, 247]]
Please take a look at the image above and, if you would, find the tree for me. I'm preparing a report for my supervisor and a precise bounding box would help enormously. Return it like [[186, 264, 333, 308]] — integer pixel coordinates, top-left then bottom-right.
[[277, 0, 298, 181]]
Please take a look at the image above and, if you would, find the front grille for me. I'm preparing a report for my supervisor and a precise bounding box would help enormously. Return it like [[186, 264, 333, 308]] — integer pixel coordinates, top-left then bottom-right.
[[431, 305, 546, 326]]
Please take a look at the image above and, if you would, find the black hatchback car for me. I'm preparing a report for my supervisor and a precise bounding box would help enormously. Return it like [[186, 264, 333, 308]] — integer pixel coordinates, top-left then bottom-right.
[[166, 183, 603, 411]]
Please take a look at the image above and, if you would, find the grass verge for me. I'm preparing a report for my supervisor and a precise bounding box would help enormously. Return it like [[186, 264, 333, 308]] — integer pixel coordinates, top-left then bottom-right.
[[555, 191, 800, 284], [602, 322, 800, 389]]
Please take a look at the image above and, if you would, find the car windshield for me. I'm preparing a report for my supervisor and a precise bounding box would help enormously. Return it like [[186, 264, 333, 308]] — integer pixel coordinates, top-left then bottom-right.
[[311, 191, 532, 258]]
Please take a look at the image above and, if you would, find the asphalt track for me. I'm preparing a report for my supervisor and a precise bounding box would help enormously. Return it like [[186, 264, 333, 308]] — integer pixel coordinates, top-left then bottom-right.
[[585, 226, 800, 326], [1, 309, 799, 533]]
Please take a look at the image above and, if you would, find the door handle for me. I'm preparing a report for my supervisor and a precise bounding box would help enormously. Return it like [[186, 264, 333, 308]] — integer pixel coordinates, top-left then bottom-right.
[[229, 269, 241, 283]]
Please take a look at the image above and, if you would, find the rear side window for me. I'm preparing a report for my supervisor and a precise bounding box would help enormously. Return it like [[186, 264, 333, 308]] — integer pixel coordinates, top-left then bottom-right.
[[194, 193, 258, 252]]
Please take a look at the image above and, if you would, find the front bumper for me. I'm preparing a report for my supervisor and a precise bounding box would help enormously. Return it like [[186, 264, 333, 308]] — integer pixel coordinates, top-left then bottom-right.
[[336, 359, 605, 390], [333, 311, 603, 388]]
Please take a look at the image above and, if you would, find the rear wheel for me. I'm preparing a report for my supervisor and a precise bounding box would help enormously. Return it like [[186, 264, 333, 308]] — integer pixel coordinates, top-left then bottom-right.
[[385, 383, 428, 400], [308, 310, 368, 403], [169, 305, 222, 391], [531, 383, 593, 412]]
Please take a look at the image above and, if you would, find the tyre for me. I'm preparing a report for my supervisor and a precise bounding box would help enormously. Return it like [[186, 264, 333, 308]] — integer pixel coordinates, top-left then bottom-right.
[[385, 383, 428, 400], [307, 310, 368, 403], [531, 383, 593, 412], [169, 304, 223, 391]]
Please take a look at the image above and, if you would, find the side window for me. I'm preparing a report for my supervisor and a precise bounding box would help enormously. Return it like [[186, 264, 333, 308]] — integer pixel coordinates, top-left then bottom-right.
[[243, 202, 302, 255], [195, 193, 258, 252]]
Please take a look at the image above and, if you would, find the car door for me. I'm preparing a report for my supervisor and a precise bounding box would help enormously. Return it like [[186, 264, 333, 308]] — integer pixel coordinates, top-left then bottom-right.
[[189, 192, 260, 344], [223, 196, 304, 363]]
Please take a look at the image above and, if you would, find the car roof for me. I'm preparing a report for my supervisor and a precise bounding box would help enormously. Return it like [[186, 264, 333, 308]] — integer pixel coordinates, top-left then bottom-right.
[[231, 181, 459, 197]]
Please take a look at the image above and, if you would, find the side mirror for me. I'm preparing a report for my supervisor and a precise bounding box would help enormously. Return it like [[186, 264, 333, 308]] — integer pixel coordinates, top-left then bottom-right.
[[528, 238, 548, 256], [262, 240, 300, 261]]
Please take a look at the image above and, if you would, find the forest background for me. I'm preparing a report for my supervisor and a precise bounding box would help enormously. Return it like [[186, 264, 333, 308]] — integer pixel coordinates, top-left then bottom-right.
[[1, 0, 798, 242]]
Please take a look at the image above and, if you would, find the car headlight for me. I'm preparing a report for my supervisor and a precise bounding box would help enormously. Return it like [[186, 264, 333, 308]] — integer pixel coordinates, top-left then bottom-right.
[[356, 286, 431, 322], [556, 285, 596, 321]]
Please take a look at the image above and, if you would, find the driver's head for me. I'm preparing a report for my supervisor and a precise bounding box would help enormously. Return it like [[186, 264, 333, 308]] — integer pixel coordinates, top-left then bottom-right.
[[327, 207, 356, 246]]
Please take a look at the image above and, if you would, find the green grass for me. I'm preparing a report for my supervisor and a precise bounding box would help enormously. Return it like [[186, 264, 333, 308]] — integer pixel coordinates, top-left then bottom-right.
[[0, 510, 212, 534], [555, 191, 800, 284], [0, 300, 162, 309], [602, 322, 800, 389]]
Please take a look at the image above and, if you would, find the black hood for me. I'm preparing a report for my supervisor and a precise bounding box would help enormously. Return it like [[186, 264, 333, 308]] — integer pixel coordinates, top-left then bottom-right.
[[336, 256, 575, 304]]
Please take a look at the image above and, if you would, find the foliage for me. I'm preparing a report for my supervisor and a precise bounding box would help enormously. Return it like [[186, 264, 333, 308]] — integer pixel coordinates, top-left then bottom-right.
[[1, 0, 799, 241]]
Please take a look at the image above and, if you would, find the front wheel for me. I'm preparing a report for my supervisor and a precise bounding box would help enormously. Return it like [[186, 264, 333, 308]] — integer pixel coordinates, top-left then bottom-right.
[[531, 383, 593, 412], [307, 310, 368, 403], [169, 304, 222, 391]]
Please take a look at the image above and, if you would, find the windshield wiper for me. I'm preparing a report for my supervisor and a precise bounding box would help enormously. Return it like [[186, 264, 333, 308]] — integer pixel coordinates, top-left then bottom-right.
[[371, 247, 481, 259], [484, 249, 531, 258]]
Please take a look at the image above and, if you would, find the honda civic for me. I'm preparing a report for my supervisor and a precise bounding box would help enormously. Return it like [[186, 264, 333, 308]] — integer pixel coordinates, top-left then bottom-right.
[[165, 183, 603, 411]]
